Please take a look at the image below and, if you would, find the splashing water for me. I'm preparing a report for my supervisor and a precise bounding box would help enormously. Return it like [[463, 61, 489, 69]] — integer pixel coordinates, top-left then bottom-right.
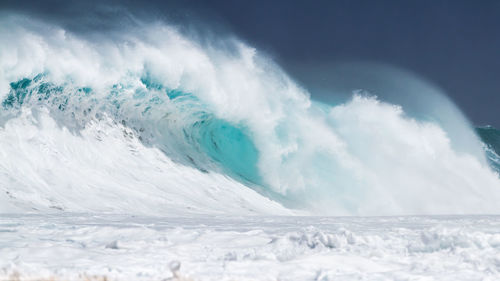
[[1, 14, 499, 215]]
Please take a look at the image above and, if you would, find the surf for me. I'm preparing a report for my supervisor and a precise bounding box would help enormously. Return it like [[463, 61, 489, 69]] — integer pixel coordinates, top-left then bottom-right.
[[1, 14, 500, 215]]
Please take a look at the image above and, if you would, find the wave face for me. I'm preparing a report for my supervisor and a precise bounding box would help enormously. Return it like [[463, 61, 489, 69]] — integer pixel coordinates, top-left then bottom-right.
[[1, 15, 500, 215], [477, 126, 500, 173]]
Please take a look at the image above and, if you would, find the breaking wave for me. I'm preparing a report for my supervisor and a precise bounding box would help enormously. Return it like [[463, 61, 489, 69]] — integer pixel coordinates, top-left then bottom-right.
[[1, 14, 500, 215]]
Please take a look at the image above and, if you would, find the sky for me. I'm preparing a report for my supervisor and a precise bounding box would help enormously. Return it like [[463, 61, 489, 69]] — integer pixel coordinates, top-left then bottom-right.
[[2, 0, 499, 127]]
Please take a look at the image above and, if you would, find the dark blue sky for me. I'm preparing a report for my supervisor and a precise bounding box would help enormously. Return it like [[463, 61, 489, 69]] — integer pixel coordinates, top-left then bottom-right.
[[2, 0, 500, 126]]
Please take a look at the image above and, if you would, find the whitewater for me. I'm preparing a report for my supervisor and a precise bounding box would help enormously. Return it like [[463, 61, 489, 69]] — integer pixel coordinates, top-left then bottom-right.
[[2, 13, 500, 280]]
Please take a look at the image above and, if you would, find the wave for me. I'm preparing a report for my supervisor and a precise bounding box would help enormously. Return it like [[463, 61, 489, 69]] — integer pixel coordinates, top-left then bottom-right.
[[1, 14, 500, 215], [476, 126, 500, 173]]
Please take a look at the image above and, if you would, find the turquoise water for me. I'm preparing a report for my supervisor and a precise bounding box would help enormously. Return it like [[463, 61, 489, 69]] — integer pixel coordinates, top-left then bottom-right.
[[1, 75, 262, 185], [476, 126, 500, 173]]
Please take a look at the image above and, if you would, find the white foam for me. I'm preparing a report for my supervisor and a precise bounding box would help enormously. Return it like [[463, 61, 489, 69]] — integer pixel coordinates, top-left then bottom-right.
[[2, 215, 500, 280], [0, 108, 291, 215]]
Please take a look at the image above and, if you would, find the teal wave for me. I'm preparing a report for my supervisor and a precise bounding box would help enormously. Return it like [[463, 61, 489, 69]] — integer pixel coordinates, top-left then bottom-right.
[[476, 126, 500, 173], [1, 74, 262, 186]]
